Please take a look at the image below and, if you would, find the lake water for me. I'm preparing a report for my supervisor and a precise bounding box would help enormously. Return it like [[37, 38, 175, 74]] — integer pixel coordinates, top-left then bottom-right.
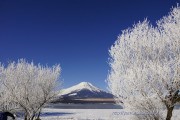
[[47, 103, 123, 109]]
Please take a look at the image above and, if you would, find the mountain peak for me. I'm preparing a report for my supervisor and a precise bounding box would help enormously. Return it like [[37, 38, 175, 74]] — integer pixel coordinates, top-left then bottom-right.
[[59, 82, 102, 96], [78, 82, 93, 88], [58, 82, 114, 99], [79, 81, 91, 85]]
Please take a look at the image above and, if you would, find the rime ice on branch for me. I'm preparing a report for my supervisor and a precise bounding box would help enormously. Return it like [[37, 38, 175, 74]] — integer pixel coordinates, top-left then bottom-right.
[[0, 59, 61, 120], [107, 5, 180, 120]]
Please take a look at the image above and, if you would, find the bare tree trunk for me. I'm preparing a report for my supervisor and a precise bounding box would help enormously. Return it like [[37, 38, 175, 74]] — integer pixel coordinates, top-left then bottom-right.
[[24, 114, 27, 120], [37, 109, 42, 120], [166, 106, 174, 120], [31, 115, 35, 120], [24, 113, 31, 120]]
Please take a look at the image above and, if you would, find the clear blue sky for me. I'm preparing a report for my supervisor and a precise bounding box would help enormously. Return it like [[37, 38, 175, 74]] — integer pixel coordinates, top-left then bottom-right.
[[0, 0, 179, 90]]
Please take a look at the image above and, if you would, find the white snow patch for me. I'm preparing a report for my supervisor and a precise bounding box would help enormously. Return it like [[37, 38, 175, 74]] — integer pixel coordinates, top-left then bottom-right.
[[16, 108, 180, 120], [58, 82, 102, 96]]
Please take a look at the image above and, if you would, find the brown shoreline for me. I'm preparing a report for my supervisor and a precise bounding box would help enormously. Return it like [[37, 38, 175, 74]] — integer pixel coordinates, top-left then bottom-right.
[[53, 98, 116, 104]]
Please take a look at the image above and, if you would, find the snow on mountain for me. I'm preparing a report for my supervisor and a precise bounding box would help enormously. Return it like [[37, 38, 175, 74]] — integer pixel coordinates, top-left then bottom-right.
[[58, 82, 113, 99], [59, 82, 101, 95]]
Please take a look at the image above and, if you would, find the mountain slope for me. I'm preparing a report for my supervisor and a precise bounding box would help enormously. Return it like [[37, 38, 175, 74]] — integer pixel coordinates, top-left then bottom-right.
[[58, 82, 113, 99]]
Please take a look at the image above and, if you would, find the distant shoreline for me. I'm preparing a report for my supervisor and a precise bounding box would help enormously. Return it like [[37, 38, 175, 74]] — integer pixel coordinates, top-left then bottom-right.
[[53, 98, 116, 104], [47, 102, 122, 109]]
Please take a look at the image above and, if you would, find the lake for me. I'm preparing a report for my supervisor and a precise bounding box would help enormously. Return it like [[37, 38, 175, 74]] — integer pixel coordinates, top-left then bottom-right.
[[46, 103, 123, 109]]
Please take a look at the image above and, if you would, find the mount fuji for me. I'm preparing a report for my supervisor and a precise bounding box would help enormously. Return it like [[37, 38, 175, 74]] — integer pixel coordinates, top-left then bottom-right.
[[56, 82, 114, 103]]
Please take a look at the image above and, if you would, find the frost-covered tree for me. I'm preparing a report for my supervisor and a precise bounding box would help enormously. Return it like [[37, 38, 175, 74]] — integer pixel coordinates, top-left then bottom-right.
[[0, 59, 61, 120], [0, 65, 18, 112], [107, 6, 180, 120], [0, 63, 19, 113]]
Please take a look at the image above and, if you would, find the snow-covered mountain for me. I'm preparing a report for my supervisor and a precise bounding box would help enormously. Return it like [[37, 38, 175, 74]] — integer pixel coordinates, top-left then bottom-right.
[[58, 82, 113, 99]]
